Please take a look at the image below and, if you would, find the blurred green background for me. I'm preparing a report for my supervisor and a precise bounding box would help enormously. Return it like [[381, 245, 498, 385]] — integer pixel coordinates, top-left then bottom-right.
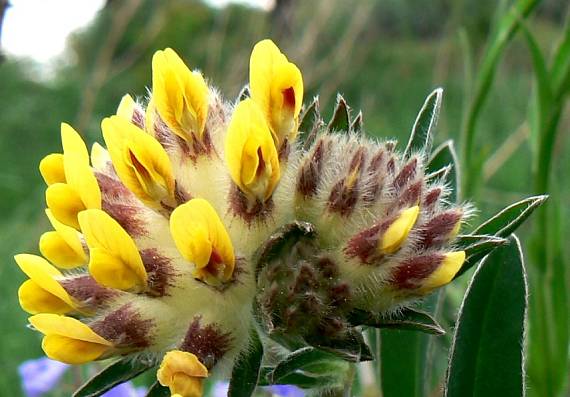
[[0, 0, 568, 396]]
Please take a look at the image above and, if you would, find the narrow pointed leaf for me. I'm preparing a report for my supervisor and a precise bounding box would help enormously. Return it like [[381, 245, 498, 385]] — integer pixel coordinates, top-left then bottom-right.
[[473, 195, 548, 237], [348, 307, 445, 335], [74, 357, 154, 397], [445, 235, 527, 397], [405, 88, 443, 158], [228, 327, 264, 397], [327, 94, 350, 132], [310, 329, 373, 362], [428, 140, 460, 203], [145, 381, 170, 397]]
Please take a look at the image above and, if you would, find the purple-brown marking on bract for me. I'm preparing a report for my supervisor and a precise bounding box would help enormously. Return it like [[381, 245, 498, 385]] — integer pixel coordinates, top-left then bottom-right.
[[417, 210, 462, 248], [102, 201, 147, 237], [293, 263, 319, 293], [423, 187, 442, 210], [327, 148, 366, 216], [95, 172, 132, 201], [391, 253, 444, 289], [91, 303, 154, 349], [329, 283, 351, 308], [140, 248, 176, 296], [297, 138, 325, 198], [60, 275, 118, 309], [180, 316, 233, 370], [229, 184, 274, 223], [278, 139, 291, 162], [386, 157, 396, 175], [397, 180, 423, 208], [393, 158, 418, 189], [174, 181, 192, 206], [314, 256, 339, 279], [344, 215, 396, 264], [132, 108, 145, 130]]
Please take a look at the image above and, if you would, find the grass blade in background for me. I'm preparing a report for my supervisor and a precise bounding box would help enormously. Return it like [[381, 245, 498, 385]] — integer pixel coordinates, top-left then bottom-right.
[[460, 0, 540, 196], [445, 235, 527, 397]]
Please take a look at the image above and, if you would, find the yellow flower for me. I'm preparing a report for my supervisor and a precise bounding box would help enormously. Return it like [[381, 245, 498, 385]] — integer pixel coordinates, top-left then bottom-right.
[[101, 115, 175, 207], [170, 199, 235, 285], [250, 39, 303, 147], [225, 98, 280, 203], [39, 153, 65, 185], [380, 206, 420, 254], [29, 313, 113, 364], [39, 209, 87, 269], [157, 350, 208, 397], [116, 94, 137, 121], [15, 254, 76, 315], [78, 209, 148, 292], [45, 123, 101, 229], [421, 251, 466, 292], [152, 48, 209, 143]]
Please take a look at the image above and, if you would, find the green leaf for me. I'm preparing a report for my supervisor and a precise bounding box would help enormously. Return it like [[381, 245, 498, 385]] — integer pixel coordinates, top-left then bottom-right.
[[145, 381, 170, 397], [427, 140, 460, 203], [550, 15, 570, 100], [73, 357, 154, 397], [348, 307, 445, 335], [404, 88, 443, 158], [310, 329, 373, 362], [228, 327, 264, 397], [445, 235, 527, 397], [380, 292, 443, 397], [327, 94, 350, 132], [268, 347, 337, 383], [258, 367, 340, 389], [472, 195, 548, 237], [453, 234, 508, 278]]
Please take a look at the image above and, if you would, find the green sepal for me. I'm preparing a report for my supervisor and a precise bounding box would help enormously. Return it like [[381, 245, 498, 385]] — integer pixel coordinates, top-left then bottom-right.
[[298, 96, 320, 136], [267, 347, 338, 384], [404, 88, 443, 158], [327, 94, 350, 132], [427, 140, 460, 203], [348, 307, 445, 335], [309, 329, 373, 362], [228, 326, 264, 397], [349, 111, 363, 134], [73, 357, 154, 397], [454, 234, 508, 278]]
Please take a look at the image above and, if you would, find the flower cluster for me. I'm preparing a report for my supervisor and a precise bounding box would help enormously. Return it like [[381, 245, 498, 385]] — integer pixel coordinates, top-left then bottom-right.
[[16, 39, 467, 396]]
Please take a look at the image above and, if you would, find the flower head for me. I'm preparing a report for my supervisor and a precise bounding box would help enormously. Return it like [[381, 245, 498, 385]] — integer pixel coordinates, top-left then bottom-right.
[[16, 39, 471, 397]]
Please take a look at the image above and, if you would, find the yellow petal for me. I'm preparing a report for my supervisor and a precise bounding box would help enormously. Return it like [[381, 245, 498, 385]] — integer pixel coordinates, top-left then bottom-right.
[[421, 251, 466, 291], [46, 183, 85, 229], [117, 94, 137, 121], [78, 209, 147, 291], [42, 334, 109, 364], [29, 313, 112, 364], [91, 142, 111, 171], [39, 232, 86, 269], [380, 206, 420, 254], [225, 98, 280, 202], [170, 198, 234, 285], [29, 313, 112, 345], [152, 48, 209, 142], [249, 39, 303, 146], [102, 115, 175, 206], [14, 254, 74, 308], [39, 153, 66, 185], [41, 209, 87, 268], [158, 350, 208, 397], [18, 279, 74, 315], [61, 123, 89, 164]]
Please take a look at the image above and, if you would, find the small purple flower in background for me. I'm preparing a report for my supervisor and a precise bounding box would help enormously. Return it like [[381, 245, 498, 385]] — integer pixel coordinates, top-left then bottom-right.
[[19, 357, 69, 397], [211, 381, 304, 397], [19, 357, 146, 397]]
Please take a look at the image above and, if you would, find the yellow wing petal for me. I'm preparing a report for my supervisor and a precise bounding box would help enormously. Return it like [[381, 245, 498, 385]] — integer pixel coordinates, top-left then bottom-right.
[[14, 254, 74, 308], [41, 334, 110, 364], [46, 183, 85, 229], [78, 209, 147, 291], [39, 153, 66, 185], [29, 313, 112, 345], [18, 280, 74, 315]]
